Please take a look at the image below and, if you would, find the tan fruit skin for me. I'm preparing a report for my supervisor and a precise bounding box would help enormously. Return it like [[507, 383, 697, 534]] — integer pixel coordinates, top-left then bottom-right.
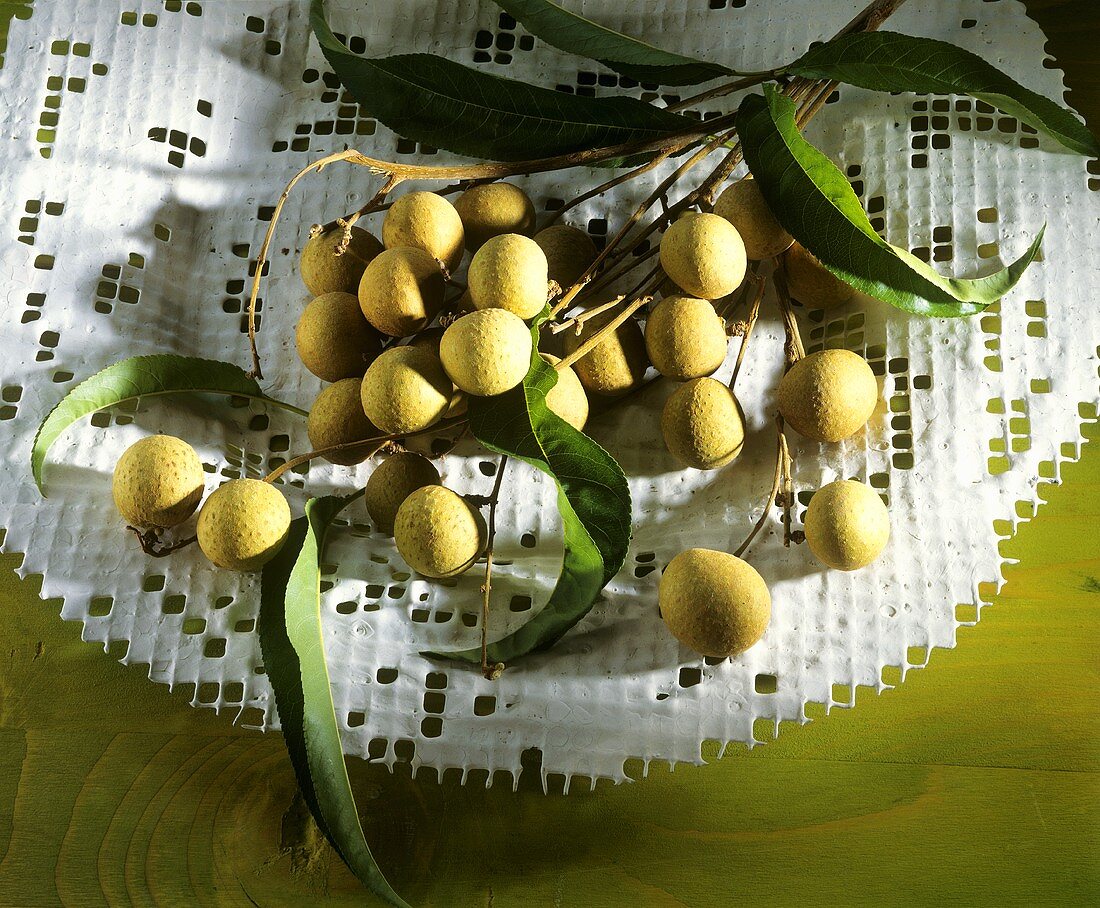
[[804, 479, 890, 571], [661, 377, 745, 470], [562, 310, 649, 397], [358, 247, 445, 337], [300, 226, 383, 296], [360, 346, 453, 435], [713, 178, 793, 260], [382, 191, 465, 274], [540, 354, 589, 431], [778, 349, 878, 442], [644, 295, 728, 381], [659, 548, 771, 658], [660, 212, 747, 300], [534, 224, 598, 289], [455, 182, 536, 252], [394, 485, 485, 578], [306, 378, 379, 466], [364, 452, 441, 536], [782, 241, 856, 310], [440, 309, 533, 397], [295, 291, 382, 382], [196, 479, 291, 572], [112, 435, 204, 529], [467, 234, 549, 320]]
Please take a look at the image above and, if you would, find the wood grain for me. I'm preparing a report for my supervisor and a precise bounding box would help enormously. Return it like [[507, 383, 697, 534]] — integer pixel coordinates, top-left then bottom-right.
[[1, 3, 1098, 905]]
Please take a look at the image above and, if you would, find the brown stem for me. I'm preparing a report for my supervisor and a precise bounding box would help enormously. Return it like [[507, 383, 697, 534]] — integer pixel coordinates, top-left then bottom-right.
[[245, 148, 359, 378], [666, 70, 782, 113], [550, 128, 736, 316], [127, 526, 198, 558], [728, 271, 766, 391], [549, 294, 626, 336], [733, 417, 785, 559], [772, 264, 805, 366], [263, 415, 467, 484], [778, 427, 797, 547], [555, 285, 657, 373], [480, 456, 509, 681], [544, 139, 696, 228]]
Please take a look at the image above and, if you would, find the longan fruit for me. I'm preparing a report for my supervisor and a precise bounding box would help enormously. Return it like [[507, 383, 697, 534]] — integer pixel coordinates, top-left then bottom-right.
[[659, 549, 771, 658], [306, 378, 379, 466], [661, 377, 745, 470], [777, 349, 878, 442], [196, 479, 291, 572], [561, 309, 649, 398], [660, 212, 747, 300], [713, 177, 793, 260], [804, 480, 890, 571], [295, 291, 382, 382], [394, 485, 485, 578], [644, 295, 728, 381], [300, 225, 383, 296], [112, 435, 204, 528], [440, 309, 533, 397], [467, 233, 549, 320], [534, 224, 598, 289], [541, 354, 589, 431], [360, 346, 453, 435], [358, 246, 445, 337], [364, 451, 441, 536], [382, 191, 465, 274], [781, 242, 856, 310], [455, 182, 536, 252]]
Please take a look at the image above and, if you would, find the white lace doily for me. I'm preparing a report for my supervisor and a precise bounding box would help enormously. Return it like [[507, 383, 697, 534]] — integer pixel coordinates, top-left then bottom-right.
[[2, 0, 1096, 788]]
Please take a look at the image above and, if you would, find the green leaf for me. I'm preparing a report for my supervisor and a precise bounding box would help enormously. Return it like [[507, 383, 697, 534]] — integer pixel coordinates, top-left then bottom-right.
[[737, 86, 1044, 317], [310, 0, 696, 161], [259, 494, 410, 908], [786, 31, 1099, 157], [492, 0, 736, 86], [30, 354, 306, 494], [430, 315, 631, 664]]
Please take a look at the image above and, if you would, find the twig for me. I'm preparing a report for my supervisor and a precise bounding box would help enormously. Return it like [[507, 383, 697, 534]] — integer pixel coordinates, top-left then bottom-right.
[[549, 295, 626, 335], [778, 427, 798, 547], [246, 148, 360, 378], [544, 139, 696, 227], [126, 526, 198, 558], [728, 271, 766, 391], [262, 415, 468, 484], [733, 417, 785, 559], [555, 279, 660, 373], [550, 129, 737, 316], [480, 456, 509, 681], [772, 263, 805, 366], [666, 70, 782, 113]]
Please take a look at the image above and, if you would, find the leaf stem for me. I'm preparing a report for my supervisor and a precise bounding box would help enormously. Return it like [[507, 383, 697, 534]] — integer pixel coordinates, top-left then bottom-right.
[[479, 455, 509, 681]]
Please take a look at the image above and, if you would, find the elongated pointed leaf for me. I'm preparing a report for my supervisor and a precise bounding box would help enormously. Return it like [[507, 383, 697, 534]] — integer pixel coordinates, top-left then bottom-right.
[[31, 354, 305, 493], [787, 31, 1099, 157], [493, 0, 735, 86], [429, 316, 631, 663], [311, 0, 695, 161], [259, 494, 410, 908], [738, 86, 1044, 317]]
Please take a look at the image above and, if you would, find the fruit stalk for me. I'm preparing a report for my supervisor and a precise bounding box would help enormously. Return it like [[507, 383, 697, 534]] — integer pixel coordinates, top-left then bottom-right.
[[479, 456, 509, 681]]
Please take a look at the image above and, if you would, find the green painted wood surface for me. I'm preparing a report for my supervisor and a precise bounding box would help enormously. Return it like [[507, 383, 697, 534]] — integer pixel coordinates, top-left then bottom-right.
[[1, 2, 1099, 905]]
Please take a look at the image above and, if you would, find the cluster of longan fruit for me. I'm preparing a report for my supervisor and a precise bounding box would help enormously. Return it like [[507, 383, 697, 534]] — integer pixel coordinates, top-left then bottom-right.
[[110, 174, 890, 667]]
